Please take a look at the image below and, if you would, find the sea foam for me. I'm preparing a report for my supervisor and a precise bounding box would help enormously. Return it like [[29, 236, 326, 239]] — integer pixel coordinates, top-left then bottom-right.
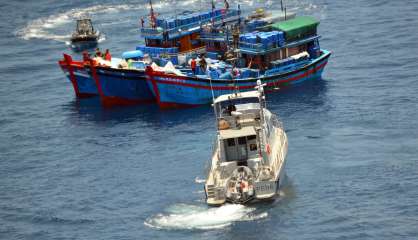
[[144, 203, 268, 230]]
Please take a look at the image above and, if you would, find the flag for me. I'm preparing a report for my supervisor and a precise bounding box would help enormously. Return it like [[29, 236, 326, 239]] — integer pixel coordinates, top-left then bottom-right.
[[224, 0, 229, 10], [149, 0, 156, 28], [211, 0, 215, 25]]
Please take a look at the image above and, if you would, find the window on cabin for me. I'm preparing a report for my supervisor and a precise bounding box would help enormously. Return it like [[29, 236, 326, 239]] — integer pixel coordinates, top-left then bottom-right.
[[224, 137, 247, 162], [238, 137, 247, 145], [227, 138, 235, 147], [247, 135, 256, 140], [247, 135, 257, 150]]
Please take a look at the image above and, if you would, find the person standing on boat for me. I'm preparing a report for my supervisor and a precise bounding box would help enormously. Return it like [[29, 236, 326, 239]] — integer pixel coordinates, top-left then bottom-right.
[[82, 50, 90, 63], [200, 56, 207, 72], [224, 0, 229, 10], [140, 17, 145, 28], [191, 58, 197, 74], [95, 48, 102, 58], [104, 49, 111, 61]]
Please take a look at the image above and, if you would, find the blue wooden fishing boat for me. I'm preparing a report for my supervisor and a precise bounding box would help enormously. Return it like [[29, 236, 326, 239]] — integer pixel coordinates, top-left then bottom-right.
[[86, 51, 154, 106], [58, 54, 98, 98], [146, 15, 331, 108], [85, 0, 242, 107]]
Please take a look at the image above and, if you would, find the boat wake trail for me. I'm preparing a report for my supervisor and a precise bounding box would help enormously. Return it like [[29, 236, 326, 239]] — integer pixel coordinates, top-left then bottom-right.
[[15, 3, 150, 42], [144, 203, 267, 230]]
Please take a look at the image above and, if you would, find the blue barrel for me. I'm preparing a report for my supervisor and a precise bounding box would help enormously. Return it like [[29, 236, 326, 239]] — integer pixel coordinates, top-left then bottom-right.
[[206, 52, 218, 59], [168, 19, 175, 29], [219, 72, 232, 80], [170, 56, 178, 65], [122, 50, 144, 59]]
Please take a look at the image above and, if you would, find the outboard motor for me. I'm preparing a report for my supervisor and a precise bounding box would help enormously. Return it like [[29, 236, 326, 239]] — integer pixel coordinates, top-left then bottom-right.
[[226, 166, 255, 203]]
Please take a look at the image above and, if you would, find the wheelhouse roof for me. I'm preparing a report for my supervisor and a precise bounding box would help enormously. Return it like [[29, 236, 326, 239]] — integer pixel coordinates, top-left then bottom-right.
[[219, 126, 257, 139], [213, 91, 260, 104], [271, 16, 319, 38]]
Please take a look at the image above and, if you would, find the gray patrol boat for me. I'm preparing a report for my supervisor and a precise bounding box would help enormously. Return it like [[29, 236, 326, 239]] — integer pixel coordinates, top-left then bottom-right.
[[205, 81, 288, 205]]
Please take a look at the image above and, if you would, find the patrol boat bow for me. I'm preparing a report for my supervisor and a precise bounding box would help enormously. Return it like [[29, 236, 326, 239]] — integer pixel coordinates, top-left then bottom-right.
[[205, 81, 288, 205], [70, 18, 100, 51]]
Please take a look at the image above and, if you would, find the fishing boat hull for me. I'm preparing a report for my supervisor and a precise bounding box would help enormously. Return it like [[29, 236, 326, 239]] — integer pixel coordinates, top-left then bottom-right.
[[147, 50, 331, 108], [58, 54, 98, 98], [88, 65, 155, 107]]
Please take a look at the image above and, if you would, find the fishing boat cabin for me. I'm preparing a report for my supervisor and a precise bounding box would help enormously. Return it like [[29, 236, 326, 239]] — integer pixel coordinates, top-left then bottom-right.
[[139, 1, 242, 65], [238, 16, 321, 72]]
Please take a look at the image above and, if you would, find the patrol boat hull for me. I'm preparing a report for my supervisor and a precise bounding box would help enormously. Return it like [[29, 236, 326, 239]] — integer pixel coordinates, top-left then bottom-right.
[[204, 86, 288, 206]]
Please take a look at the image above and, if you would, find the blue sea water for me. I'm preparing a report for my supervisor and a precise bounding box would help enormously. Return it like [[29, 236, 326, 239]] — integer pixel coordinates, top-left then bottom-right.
[[1, 0, 418, 239]]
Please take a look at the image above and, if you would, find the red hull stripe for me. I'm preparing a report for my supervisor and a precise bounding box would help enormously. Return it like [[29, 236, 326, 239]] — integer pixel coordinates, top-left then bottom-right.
[[62, 54, 81, 97], [59, 57, 98, 98], [101, 96, 155, 108], [88, 60, 106, 101], [158, 101, 201, 109], [152, 60, 328, 91]]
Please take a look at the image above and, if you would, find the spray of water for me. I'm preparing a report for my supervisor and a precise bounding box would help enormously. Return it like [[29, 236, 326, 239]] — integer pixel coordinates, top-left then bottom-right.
[[15, 3, 167, 42], [194, 177, 206, 183], [16, 0, 324, 42], [145, 203, 268, 230]]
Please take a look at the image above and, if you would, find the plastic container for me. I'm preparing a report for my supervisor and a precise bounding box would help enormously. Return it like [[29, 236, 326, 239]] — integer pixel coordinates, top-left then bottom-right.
[[168, 19, 175, 29], [248, 36, 257, 44], [206, 52, 218, 59], [219, 72, 232, 80], [122, 50, 144, 59], [171, 56, 179, 65], [210, 70, 220, 79]]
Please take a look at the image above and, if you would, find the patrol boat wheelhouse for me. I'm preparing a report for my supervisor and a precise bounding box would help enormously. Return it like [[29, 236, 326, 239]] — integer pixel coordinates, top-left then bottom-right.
[[70, 18, 100, 51], [204, 81, 288, 205]]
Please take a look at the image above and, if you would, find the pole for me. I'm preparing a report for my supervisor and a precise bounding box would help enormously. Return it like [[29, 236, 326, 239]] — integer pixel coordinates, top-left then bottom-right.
[[284, 7, 287, 20]]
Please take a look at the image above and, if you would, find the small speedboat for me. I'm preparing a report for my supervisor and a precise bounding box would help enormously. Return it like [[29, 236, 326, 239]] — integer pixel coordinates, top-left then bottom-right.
[[204, 81, 288, 205], [70, 18, 100, 51]]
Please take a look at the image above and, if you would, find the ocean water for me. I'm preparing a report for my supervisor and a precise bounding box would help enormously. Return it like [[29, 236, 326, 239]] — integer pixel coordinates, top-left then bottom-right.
[[1, 0, 418, 239]]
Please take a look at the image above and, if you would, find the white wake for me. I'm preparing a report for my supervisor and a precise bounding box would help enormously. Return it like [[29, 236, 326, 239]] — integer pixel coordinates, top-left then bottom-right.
[[144, 203, 268, 230], [15, 3, 160, 42]]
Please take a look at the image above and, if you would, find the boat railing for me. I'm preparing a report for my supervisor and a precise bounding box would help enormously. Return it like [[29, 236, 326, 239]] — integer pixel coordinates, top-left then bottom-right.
[[205, 137, 218, 178], [270, 114, 284, 131], [239, 41, 278, 52], [167, 12, 240, 35], [239, 35, 321, 54], [141, 11, 241, 37], [200, 32, 233, 41], [140, 28, 162, 36]]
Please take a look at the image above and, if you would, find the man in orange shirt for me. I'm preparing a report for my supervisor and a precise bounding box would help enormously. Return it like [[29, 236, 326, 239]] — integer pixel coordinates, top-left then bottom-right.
[[190, 57, 197, 74], [104, 49, 112, 61]]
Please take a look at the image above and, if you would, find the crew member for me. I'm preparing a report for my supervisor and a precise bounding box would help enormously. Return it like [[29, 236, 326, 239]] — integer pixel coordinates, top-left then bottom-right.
[[82, 50, 90, 63], [140, 17, 145, 28], [104, 49, 112, 61], [95, 48, 102, 58], [190, 58, 197, 74], [200, 56, 207, 71]]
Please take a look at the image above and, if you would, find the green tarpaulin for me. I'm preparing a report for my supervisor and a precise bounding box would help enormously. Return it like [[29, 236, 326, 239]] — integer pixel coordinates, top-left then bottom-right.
[[271, 16, 319, 42]]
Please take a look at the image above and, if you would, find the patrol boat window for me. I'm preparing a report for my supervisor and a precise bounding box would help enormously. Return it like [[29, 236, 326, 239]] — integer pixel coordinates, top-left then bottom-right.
[[224, 135, 258, 163]]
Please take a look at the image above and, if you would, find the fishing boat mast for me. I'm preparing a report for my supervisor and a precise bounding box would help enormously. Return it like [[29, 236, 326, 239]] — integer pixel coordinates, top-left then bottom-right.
[[148, 0, 157, 28]]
